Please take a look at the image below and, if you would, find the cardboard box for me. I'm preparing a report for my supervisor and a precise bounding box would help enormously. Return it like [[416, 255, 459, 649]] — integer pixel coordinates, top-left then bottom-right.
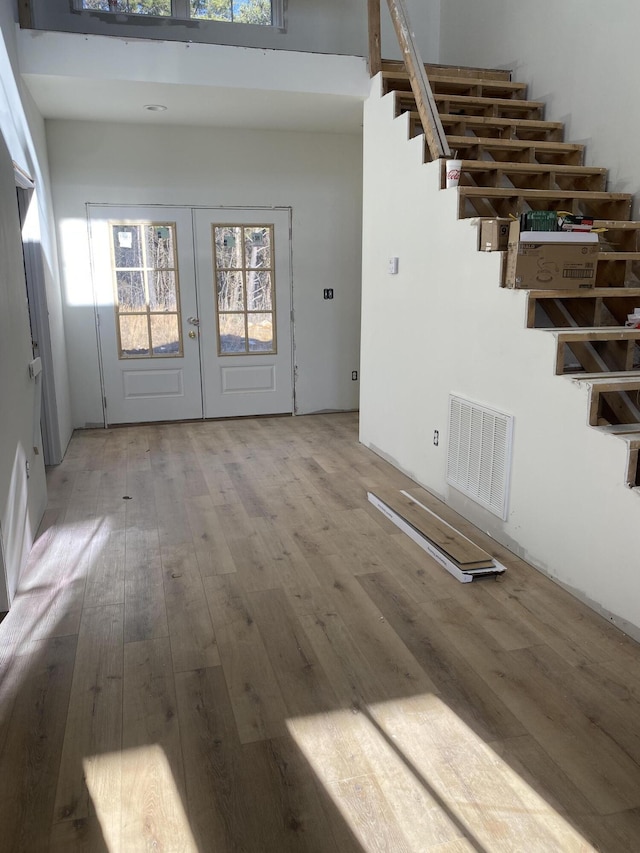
[[480, 218, 511, 252], [505, 221, 599, 289]]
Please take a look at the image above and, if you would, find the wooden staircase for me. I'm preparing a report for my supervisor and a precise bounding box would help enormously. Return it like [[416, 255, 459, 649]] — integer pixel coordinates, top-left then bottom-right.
[[381, 59, 640, 489]]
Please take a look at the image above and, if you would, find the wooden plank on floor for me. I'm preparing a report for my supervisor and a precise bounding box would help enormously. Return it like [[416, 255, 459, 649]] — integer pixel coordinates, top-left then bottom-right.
[[53, 605, 124, 828], [307, 554, 438, 701], [121, 637, 193, 852], [372, 489, 495, 568], [161, 545, 220, 672], [203, 575, 288, 743], [0, 636, 76, 853], [124, 543, 168, 644]]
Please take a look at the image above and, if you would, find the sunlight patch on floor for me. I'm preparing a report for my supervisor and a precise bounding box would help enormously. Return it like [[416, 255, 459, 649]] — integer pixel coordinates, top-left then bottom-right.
[[84, 744, 198, 852], [287, 693, 595, 852]]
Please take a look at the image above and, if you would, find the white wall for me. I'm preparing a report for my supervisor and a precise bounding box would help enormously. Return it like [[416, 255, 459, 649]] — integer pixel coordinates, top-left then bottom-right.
[[360, 79, 640, 638], [0, 2, 71, 606], [439, 1, 640, 211], [47, 119, 363, 425], [29, 0, 442, 63], [31, 0, 368, 56]]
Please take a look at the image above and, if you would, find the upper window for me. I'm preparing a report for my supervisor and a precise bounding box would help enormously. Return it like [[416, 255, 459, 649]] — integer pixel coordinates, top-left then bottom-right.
[[76, 0, 281, 26]]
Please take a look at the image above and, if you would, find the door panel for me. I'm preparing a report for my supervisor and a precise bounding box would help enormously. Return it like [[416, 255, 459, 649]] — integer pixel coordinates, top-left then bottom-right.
[[193, 208, 293, 418], [89, 206, 203, 425]]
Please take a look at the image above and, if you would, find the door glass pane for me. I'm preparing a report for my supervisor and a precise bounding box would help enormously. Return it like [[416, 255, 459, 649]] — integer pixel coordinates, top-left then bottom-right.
[[119, 314, 150, 356], [217, 271, 245, 311], [219, 314, 247, 353], [247, 313, 274, 352], [212, 223, 276, 356], [113, 225, 143, 268], [116, 271, 145, 311], [151, 314, 181, 355], [245, 227, 271, 268], [215, 227, 243, 269], [110, 220, 183, 359], [145, 224, 175, 268], [149, 270, 178, 311], [246, 271, 272, 310]]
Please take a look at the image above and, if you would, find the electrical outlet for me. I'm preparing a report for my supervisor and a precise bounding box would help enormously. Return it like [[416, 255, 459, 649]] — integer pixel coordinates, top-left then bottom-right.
[[323, 288, 334, 300], [352, 371, 358, 381], [433, 430, 439, 446]]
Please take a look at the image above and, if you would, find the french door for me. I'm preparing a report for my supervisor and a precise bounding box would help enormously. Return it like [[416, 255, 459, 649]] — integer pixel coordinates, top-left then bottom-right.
[[193, 208, 293, 419], [89, 205, 293, 425]]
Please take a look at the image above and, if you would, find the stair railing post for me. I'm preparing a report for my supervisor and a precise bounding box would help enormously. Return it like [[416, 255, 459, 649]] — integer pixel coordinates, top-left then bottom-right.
[[368, 0, 382, 77], [385, 0, 450, 161]]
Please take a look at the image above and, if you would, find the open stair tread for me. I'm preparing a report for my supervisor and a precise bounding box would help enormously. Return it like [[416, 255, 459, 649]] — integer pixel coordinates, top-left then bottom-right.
[[599, 252, 640, 260], [447, 134, 583, 154], [528, 287, 640, 298], [457, 160, 606, 177], [382, 59, 514, 83], [435, 112, 563, 134], [459, 187, 631, 201], [433, 93, 545, 113], [382, 69, 525, 93], [550, 327, 640, 340], [595, 422, 640, 434], [370, 488, 496, 569]]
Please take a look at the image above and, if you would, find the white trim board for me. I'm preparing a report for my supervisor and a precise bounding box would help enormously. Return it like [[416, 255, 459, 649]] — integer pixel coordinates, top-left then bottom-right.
[[367, 491, 506, 584]]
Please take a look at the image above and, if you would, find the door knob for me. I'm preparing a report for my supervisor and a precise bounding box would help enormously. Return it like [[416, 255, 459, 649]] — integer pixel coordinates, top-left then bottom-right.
[[187, 316, 200, 326], [188, 330, 197, 339]]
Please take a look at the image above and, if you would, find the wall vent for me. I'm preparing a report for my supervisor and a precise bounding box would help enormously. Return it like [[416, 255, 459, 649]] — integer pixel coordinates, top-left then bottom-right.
[[446, 395, 514, 520]]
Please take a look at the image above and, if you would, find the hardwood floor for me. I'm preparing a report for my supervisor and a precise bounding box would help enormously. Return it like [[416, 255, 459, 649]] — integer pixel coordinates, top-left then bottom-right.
[[1, 412, 640, 851]]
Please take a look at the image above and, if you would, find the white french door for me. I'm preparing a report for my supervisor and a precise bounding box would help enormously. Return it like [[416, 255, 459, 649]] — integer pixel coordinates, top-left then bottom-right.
[[193, 208, 293, 419], [90, 206, 203, 424], [90, 204, 293, 425]]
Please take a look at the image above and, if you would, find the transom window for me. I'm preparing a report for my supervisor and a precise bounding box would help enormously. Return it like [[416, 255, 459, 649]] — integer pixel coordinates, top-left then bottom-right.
[[110, 222, 184, 359], [212, 225, 276, 355], [77, 0, 281, 26]]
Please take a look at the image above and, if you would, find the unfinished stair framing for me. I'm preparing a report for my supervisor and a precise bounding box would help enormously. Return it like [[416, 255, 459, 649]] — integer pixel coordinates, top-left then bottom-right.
[[381, 59, 640, 489]]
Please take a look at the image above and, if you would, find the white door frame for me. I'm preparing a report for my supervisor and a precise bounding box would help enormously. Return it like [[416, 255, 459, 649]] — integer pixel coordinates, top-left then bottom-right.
[[88, 203, 296, 424]]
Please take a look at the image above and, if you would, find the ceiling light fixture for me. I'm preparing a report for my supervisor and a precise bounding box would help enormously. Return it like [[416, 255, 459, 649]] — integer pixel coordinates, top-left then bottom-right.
[[144, 104, 167, 112]]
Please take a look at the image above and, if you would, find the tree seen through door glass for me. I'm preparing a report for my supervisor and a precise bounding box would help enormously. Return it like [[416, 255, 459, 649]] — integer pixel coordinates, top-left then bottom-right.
[[218, 314, 247, 353], [247, 313, 273, 351], [213, 224, 276, 355], [111, 222, 183, 358], [217, 270, 244, 312]]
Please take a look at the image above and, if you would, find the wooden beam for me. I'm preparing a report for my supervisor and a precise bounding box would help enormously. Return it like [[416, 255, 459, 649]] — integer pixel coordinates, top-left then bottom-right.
[[385, 0, 450, 160], [367, 0, 382, 77], [18, 0, 32, 29]]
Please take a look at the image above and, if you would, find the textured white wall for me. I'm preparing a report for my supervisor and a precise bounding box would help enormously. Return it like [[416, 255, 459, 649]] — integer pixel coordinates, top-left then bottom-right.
[[0, 3, 56, 605], [440, 1, 640, 211], [31, 0, 369, 56], [360, 78, 640, 637], [29, 0, 441, 62], [47, 119, 363, 425]]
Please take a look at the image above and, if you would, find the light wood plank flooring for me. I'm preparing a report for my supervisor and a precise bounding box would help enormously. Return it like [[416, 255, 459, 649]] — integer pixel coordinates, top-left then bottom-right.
[[1, 412, 640, 851]]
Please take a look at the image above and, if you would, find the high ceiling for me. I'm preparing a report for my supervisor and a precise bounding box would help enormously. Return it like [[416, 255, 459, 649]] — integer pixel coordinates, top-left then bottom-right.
[[19, 29, 369, 134]]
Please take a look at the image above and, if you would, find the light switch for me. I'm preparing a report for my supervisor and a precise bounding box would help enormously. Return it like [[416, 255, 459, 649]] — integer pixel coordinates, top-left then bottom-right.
[[388, 257, 399, 275]]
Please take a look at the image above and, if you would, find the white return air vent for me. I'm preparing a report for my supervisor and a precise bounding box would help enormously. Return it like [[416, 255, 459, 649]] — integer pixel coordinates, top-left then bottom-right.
[[447, 395, 514, 520]]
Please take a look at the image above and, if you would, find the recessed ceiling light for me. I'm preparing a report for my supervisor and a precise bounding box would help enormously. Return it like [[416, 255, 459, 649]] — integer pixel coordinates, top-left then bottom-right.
[[144, 104, 167, 112]]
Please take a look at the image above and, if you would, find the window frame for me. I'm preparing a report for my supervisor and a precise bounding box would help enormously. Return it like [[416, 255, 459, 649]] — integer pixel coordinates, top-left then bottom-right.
[[73, 0, 285, 29], [212, 223, 278, 357], [109, 220, 185, 360]]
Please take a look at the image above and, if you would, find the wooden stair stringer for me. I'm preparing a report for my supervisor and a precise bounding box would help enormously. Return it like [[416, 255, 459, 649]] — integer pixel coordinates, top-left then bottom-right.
[[380, 59, 640, 489]]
